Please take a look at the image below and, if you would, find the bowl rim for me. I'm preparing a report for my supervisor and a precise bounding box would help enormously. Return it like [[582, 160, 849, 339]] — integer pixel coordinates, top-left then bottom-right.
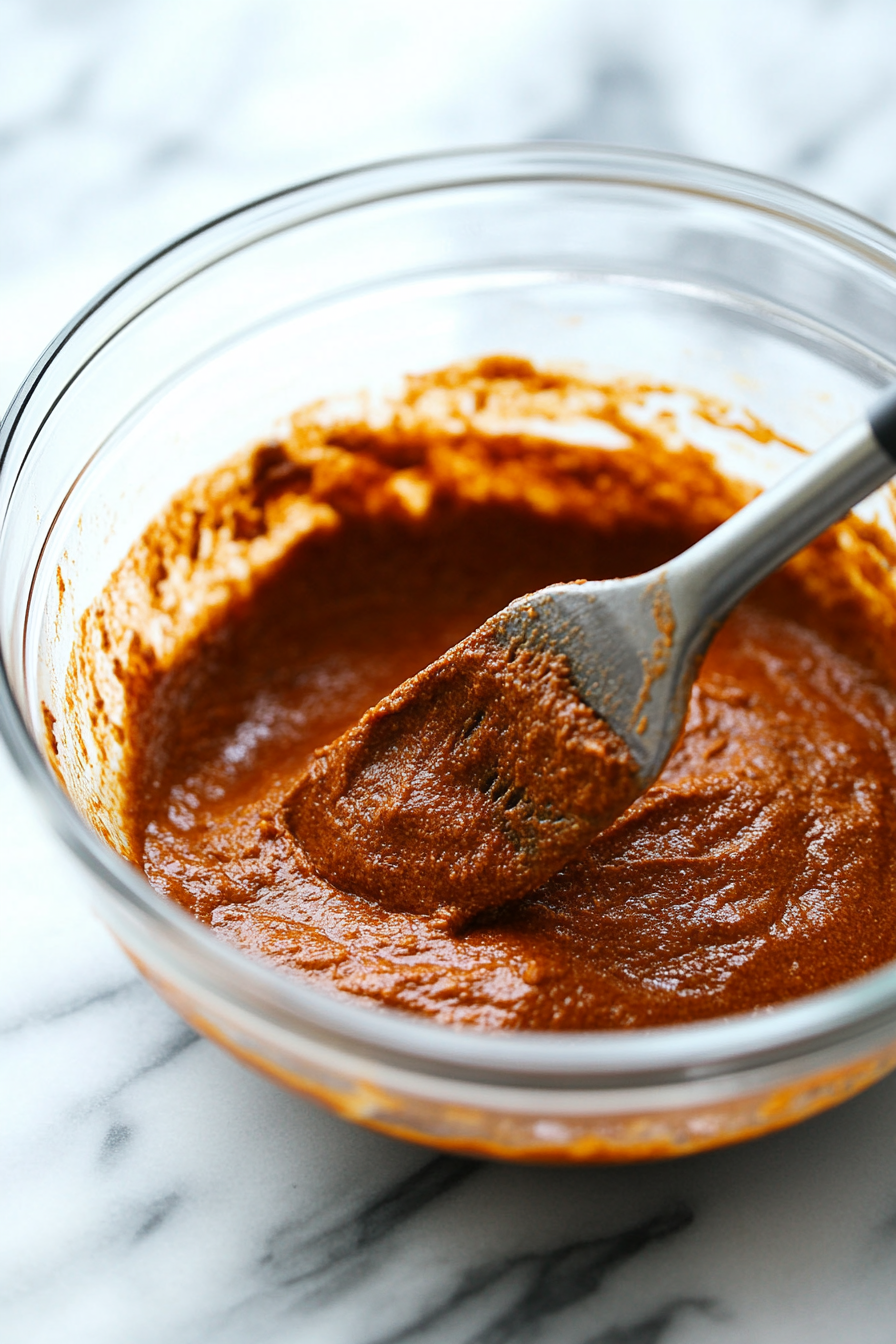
[[5, 139, 896, 1091]]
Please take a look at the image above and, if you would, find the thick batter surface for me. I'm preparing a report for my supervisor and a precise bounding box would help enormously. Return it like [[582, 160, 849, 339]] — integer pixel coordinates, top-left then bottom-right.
[[285, 617, 638, 925], [62, 359, 896, 1029]]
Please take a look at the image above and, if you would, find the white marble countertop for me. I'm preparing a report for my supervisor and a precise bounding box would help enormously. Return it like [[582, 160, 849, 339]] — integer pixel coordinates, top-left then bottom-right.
[[5, 3, 896, 1340]]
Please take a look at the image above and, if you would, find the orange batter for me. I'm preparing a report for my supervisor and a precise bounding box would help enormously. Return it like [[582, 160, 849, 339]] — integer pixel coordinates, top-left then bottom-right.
[[285, 617, 637, 926], [60, 358, 896, 1029]]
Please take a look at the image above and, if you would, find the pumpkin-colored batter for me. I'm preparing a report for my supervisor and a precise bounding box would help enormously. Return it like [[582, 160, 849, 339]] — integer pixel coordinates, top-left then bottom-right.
[[284, 616, 638, 926], [61, 359, 896, 1029]]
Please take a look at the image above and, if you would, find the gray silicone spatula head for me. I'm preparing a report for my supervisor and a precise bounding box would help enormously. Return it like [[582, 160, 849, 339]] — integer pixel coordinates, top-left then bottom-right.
[[287, 389, 896, 925], [284, 610, 641, 926]]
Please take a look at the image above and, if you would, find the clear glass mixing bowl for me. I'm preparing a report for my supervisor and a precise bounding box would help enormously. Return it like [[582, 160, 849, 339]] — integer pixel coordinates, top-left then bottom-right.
[[4, 144, 896, 1162]]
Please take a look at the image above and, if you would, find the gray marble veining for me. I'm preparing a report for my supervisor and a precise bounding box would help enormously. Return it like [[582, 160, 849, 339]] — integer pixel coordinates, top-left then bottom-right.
[[4, 2, 896, 1340]]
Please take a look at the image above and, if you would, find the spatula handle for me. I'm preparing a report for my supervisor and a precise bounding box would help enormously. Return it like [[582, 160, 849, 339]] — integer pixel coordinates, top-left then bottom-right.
[[669, 391, 896, 632], [870, 385, 896, 459]]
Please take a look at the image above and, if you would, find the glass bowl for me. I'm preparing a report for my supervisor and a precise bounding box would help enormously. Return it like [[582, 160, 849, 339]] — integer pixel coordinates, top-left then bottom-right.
[[4, 143, 896, 1163]]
